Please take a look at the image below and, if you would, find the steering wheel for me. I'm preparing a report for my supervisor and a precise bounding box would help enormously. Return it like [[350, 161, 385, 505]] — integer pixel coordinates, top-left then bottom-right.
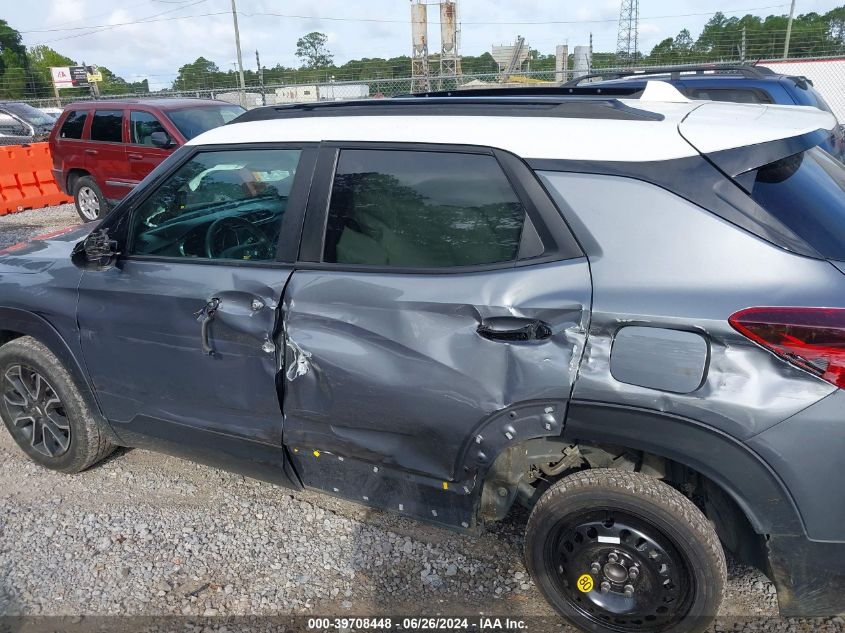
[[205, 216, 272, 260]]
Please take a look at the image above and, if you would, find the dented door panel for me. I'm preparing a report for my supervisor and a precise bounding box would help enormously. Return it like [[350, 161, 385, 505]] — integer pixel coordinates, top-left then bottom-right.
[[281, 259, 591, 482], [78, 261, 290, 443]]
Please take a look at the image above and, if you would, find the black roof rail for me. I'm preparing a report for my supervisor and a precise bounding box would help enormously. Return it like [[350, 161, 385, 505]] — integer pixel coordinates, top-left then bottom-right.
[[401, 85, 646, 98], [230, 95, 665, 124], [563, 63, 778, 86]]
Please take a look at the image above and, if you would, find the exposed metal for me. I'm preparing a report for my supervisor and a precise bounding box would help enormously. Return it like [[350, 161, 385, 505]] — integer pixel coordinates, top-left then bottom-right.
[[616, 0, 639, 63], [410, 1, 430, 93]]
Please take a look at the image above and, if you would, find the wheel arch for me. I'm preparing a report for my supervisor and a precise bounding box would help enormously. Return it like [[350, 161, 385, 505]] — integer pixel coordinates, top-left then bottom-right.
[[0, 308, 106, 423], [559, 401, 804, 537], [66, 168, 91, 194], [477, 400, 803, 569]]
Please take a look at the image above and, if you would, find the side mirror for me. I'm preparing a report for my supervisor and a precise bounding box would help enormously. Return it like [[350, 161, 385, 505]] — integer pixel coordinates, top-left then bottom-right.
[[71, 228, 120, 271], [150, 131, 175, 149]]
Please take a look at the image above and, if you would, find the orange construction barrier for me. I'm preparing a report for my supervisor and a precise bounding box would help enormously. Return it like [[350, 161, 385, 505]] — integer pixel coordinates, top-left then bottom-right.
[[0, 143, 72, 216]]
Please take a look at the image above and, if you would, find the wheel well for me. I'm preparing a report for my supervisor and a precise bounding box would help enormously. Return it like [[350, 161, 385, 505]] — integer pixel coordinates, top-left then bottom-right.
[[0, 329, 24, 347], [481, 438, 767, 571], [66, 168, 90, 193]]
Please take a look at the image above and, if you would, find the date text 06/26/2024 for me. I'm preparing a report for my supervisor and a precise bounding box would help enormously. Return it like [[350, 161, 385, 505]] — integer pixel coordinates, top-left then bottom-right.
[[306, 617, 529, 631]]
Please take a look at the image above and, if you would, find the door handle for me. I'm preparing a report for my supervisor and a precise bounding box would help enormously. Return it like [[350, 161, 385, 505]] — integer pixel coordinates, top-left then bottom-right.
[[194, 298, 220, 355], [84, 149, 98, 155], [128, 153, 143, 161], [477, 317, 552, 342]]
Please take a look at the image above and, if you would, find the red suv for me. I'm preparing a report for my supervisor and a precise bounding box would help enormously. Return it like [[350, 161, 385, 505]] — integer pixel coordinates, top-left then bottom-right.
[[49, 98, 244, 221]]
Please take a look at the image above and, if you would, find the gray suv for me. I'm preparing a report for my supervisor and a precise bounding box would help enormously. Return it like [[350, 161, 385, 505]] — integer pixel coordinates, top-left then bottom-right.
[[1, 83, 844, 632]]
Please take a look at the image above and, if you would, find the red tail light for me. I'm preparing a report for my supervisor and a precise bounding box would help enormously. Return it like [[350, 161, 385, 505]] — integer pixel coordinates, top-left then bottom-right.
[[729, 307, 845, 389]]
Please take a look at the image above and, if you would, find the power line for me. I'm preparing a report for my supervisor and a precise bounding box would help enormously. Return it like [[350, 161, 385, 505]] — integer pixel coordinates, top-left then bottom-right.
[[31, 0, 210, 45], [19, 0, 154, 32], [22, 3, 792, 35]]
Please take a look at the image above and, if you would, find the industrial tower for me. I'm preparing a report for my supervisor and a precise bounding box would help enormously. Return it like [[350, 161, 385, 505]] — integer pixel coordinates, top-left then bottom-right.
[[616, 0, 639, 63], [439, 1, 460, 80], [411, 0, 431, 93], [411, 0, 461, 92]]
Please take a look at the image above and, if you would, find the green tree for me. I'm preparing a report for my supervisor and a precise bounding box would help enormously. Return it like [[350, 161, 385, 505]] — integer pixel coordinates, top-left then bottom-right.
[[0, 19, 26, 68], [28, 45, 75, 69], [0, 19, 29, 98], [295, 32, 333, 69], [96, 66, 149, 95], [648, 37, 676, 64], [173, 57, 224, 91]]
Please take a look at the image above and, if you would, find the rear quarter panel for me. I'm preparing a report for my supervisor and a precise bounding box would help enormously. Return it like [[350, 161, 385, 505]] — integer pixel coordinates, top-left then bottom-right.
[[539, 171, 841, 440]]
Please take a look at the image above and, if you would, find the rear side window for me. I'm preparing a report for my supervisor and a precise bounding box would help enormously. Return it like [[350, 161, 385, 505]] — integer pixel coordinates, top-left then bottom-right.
[[90, 110, 123, 143], [59, 110, 87, 139], [686, 88, 772, 104], [323, 149, 526, 268], [748, 147, 845, 259], [130, 111, 166, 145]]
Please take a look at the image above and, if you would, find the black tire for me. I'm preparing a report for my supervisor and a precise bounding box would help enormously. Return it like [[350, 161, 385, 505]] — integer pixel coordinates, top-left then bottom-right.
[[73, 175, 108, 222], [0, 336, 115, 473], [525, 469, 726, 633]]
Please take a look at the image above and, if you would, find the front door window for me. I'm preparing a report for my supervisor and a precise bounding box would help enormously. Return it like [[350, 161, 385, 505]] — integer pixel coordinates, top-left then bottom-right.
[[130, 149, 302, 261]]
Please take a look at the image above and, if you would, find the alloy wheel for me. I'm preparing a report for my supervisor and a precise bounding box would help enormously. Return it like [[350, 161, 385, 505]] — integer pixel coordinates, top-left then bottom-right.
[[547, 508, 694, 632], [77, 186, 100, 220], [2, 364, 71, 458]]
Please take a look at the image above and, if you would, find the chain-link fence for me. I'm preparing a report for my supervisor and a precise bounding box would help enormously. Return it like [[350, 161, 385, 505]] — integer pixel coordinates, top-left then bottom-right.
[[19, 56, 845, 122], [759, 58, 845, 121]]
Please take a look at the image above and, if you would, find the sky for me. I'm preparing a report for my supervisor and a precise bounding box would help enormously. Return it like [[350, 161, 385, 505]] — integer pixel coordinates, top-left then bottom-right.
[[7, 0, 845, 90]]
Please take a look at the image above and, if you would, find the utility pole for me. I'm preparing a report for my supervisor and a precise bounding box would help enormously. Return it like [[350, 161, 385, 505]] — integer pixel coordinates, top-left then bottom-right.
[[256, 49, 265, 106], [230, 0, 246, 107], [82, 61, 99, 99], [783, 0, 796, 59], [741, 26, 747, 63]]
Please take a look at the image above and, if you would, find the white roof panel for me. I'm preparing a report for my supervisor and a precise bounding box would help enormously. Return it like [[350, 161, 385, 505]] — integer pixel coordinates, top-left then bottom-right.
[[188, 97, 836, 163], [678, 101, 836, 155]]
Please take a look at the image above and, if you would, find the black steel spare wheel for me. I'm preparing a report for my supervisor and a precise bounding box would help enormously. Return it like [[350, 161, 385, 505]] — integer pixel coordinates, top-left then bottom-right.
[[525, 469, 726, 633], [549, 509, 692, 631], [3, 364, 70, 457]]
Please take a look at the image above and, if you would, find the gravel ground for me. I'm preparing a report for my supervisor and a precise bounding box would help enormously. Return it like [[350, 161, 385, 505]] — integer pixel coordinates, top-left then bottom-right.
[[0, 206, 842, 633], [0, 203, 81, 248]]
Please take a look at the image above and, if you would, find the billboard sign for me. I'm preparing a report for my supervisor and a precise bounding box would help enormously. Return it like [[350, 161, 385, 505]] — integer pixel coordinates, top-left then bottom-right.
[[50, 67, 74, 89], [50, 66, 91, 89], [70, 66, 90, 87], [86, 66, 103, 83]]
